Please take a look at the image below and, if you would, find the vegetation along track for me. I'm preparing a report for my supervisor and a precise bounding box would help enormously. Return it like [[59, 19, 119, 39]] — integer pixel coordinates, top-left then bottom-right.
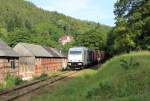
[[0, 71, 78, 101]]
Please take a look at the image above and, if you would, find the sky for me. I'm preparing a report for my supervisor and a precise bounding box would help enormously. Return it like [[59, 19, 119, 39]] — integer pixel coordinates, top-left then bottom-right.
[[27, 0, 117, 26]]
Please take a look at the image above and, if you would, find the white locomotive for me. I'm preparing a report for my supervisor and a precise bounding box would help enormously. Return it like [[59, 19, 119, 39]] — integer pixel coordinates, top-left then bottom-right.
[[67, 47, 88, 68]]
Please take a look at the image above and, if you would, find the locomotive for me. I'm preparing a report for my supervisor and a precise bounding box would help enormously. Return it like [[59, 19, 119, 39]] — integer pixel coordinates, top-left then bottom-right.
[[67, 47, 105, 69]]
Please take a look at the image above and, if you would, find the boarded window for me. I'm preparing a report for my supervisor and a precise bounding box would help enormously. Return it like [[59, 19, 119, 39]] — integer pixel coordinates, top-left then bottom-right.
[[10, 60, 15, 69]]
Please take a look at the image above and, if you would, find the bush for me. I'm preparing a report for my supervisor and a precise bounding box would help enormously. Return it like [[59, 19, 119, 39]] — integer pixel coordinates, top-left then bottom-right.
[[4, 74, 23, 88], [34, 73, 48, 80], [0, 83, 5, 90], [86, 81, 114, 99], [120, 57, 140, 70], [40, 73, 48, 79]]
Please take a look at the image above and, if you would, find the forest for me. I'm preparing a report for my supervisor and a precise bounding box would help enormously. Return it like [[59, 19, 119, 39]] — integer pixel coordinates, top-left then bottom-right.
[[0, 0, 111, 52], [0, 0, 149, 55]]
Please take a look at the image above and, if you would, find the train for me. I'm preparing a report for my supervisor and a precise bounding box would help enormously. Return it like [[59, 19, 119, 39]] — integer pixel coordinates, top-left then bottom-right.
[[67, 47, 106, 69]]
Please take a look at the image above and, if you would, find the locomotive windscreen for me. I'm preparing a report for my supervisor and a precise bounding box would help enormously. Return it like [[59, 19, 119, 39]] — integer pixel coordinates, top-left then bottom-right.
[[70, 51, 82, 55]]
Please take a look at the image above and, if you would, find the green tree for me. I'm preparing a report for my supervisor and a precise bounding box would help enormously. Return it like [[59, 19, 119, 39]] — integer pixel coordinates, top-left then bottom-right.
[[0, 0, 111, 50], [6, 28, 30, 47], [76, 27, 107, 50], [112, 0, 150, 54]]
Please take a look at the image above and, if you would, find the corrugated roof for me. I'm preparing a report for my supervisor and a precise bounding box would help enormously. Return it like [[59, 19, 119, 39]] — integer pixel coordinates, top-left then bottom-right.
[[43, 47, 66, 58], [18, 43, 52, 57], [0, 40, 19, 57], [14, 43, 66, 58]]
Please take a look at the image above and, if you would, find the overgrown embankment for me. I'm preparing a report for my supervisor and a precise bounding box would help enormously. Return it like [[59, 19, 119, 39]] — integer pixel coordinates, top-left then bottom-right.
[[87, 51, 150, 101], [32, 51, 150, 101]]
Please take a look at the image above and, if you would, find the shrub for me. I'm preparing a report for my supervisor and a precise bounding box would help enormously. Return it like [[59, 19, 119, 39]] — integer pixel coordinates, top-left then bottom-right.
[[120, 57, 140, 70], [86, 81, 114, 99], [4, 74, 23, 88], [0, 83, 4, 90], [34, 73, 48, 80], [40, 73, 48, 79]]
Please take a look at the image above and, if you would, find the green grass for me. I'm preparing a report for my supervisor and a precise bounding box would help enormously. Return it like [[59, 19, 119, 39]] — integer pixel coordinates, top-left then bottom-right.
[[0, 74, 24, 90], [32, 51, 150, 101]]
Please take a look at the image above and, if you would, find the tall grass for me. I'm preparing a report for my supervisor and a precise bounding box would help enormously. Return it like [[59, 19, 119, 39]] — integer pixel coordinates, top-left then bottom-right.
[[0, 74, 24, 89], [32, 51, 150, 101]]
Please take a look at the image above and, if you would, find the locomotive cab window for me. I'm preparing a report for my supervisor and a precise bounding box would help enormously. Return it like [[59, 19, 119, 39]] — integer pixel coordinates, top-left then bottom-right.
[[70, 51, 82, 55]]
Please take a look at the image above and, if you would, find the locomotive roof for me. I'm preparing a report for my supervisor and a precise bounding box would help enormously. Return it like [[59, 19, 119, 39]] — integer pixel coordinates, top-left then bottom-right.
[[69, 47, 88, 50]]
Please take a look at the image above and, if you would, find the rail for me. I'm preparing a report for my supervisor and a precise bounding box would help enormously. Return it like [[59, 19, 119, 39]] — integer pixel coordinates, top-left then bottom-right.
[[0, 71, 77, 101]]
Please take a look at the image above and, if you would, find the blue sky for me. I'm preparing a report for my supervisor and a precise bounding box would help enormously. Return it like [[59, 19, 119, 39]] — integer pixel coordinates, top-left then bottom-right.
[[27, 0, 117, 26]]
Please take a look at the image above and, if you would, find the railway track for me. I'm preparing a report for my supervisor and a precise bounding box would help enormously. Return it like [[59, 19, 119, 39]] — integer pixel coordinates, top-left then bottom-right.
[[0, 71, 77, 101]]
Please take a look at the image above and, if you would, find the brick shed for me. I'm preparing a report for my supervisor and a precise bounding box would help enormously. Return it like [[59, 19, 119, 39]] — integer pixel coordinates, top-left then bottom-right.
[[0, 40, 19, 82], [13, 43, 67, 80], [43, 47, 67, 71]]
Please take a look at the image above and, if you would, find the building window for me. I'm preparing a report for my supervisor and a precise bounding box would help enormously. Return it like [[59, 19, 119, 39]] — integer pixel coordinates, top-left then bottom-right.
[[10, 60, 16, 69]]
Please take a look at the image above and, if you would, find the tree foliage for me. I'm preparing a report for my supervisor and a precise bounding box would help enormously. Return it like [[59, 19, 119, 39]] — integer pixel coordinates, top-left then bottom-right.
[[0, 0, 111, 51], [109, 0, 150, 54], [76, 26, 108, 50]]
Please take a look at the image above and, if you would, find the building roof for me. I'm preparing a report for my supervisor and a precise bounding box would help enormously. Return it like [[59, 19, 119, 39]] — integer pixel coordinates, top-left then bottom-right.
[[16, 43, 52, 57], [0, 40, 19, 57], [43, 47, 66, 58], [14, 43, 66, 58]]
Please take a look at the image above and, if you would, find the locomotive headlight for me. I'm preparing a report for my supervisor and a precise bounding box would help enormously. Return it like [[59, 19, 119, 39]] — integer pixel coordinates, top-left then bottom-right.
[[68, 63, 71, 65]]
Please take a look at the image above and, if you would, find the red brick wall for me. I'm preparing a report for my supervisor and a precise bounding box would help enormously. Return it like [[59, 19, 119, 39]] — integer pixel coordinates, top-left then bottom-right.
[[19, 57, 67, 80], [34, 58, 67, 76], [0, 58, 19, 83]]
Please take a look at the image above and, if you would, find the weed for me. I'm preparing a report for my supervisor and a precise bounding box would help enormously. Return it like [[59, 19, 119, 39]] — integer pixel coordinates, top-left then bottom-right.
[[120, 57, 140, 70], [34, 73, 48, 80], [4, 73, 23, 88]]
